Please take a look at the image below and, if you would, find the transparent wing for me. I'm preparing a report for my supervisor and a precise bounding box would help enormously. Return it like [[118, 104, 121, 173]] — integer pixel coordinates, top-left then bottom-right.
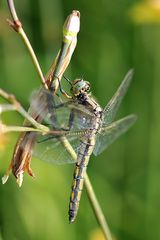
[[28, 87, 49, 120], [29, 88, 95, 131], [93, 114, 137, 156], [103, 69, 134, 124], [33, 134, 80, 165], [28, 88, 96, 165]]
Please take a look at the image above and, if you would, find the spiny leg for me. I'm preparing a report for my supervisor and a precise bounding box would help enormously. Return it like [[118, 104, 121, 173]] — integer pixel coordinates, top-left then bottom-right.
[[57, 76, 72, 99]]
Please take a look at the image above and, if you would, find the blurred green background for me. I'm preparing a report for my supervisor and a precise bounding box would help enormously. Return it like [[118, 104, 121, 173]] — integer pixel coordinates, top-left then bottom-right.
[[1, 0, 160, 239]]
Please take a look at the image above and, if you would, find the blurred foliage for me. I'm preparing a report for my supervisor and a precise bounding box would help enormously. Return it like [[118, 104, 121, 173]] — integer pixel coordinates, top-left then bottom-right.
[[0, 0, 160, 239], [130, 0, 160, 23]]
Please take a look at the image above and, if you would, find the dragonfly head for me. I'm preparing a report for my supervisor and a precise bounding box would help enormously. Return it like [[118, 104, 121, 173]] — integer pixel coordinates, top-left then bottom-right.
[[71, 79, 90, 96]]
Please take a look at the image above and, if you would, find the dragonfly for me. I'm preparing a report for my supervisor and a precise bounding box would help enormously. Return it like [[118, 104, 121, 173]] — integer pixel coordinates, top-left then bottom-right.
[[30, 69, 137, 223]]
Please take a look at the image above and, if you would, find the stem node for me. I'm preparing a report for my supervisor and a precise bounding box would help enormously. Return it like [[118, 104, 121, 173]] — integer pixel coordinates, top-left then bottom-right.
[[7, 18, 22, 32]]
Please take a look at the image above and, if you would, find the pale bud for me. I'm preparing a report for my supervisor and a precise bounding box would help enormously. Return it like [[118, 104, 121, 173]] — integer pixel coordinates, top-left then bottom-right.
[[63, 10, 80, 43]]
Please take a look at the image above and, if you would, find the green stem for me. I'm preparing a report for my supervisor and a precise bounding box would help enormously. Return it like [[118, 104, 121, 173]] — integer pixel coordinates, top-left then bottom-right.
[[18, 106, 49, 132], [1, 125, 44, 134], [18, 28, 48, 89]]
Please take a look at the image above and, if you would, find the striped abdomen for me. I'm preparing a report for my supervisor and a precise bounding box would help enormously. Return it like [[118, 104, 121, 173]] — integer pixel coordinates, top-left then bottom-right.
[[69, 136, 96, 223]]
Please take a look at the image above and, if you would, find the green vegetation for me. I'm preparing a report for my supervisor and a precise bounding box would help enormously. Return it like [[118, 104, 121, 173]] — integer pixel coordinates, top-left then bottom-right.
[[1, 1, 160, 239]]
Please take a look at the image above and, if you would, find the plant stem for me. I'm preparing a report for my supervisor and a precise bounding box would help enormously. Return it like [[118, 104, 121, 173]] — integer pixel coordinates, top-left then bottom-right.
[[18, 28, 48, 89], [7, 0, 18, 21], [0, 124, 44, 134], [85, 175, 112, 240], [45, 10, 80, 92]]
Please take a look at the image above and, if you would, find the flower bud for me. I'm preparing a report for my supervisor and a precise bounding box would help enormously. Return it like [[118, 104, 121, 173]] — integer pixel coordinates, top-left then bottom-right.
[[63, 10, 80, 43]]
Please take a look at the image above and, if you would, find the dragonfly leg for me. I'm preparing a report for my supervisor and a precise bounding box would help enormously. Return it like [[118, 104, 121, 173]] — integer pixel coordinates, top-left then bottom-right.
[[63, 75, 72, 86], [51, 100, 74, 111], [56, 76, 72, 99]]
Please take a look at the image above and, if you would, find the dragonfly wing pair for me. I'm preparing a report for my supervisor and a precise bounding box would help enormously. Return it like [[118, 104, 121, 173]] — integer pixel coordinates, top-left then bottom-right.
[[93, 114, 137, 156], [32, 69, 137, 164], [33, 135, 80, 165], [93, 69, 137, 156]]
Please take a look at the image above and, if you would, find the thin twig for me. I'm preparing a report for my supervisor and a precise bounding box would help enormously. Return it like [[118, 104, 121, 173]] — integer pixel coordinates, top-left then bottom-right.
[[7, 0, 18, 21], [0, 124, 45, 134], [85, 175, 112, 240]]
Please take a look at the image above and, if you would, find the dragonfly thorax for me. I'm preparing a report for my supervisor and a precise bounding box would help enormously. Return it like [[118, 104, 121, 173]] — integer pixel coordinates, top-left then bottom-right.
[[71, 79, 90, 97]]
